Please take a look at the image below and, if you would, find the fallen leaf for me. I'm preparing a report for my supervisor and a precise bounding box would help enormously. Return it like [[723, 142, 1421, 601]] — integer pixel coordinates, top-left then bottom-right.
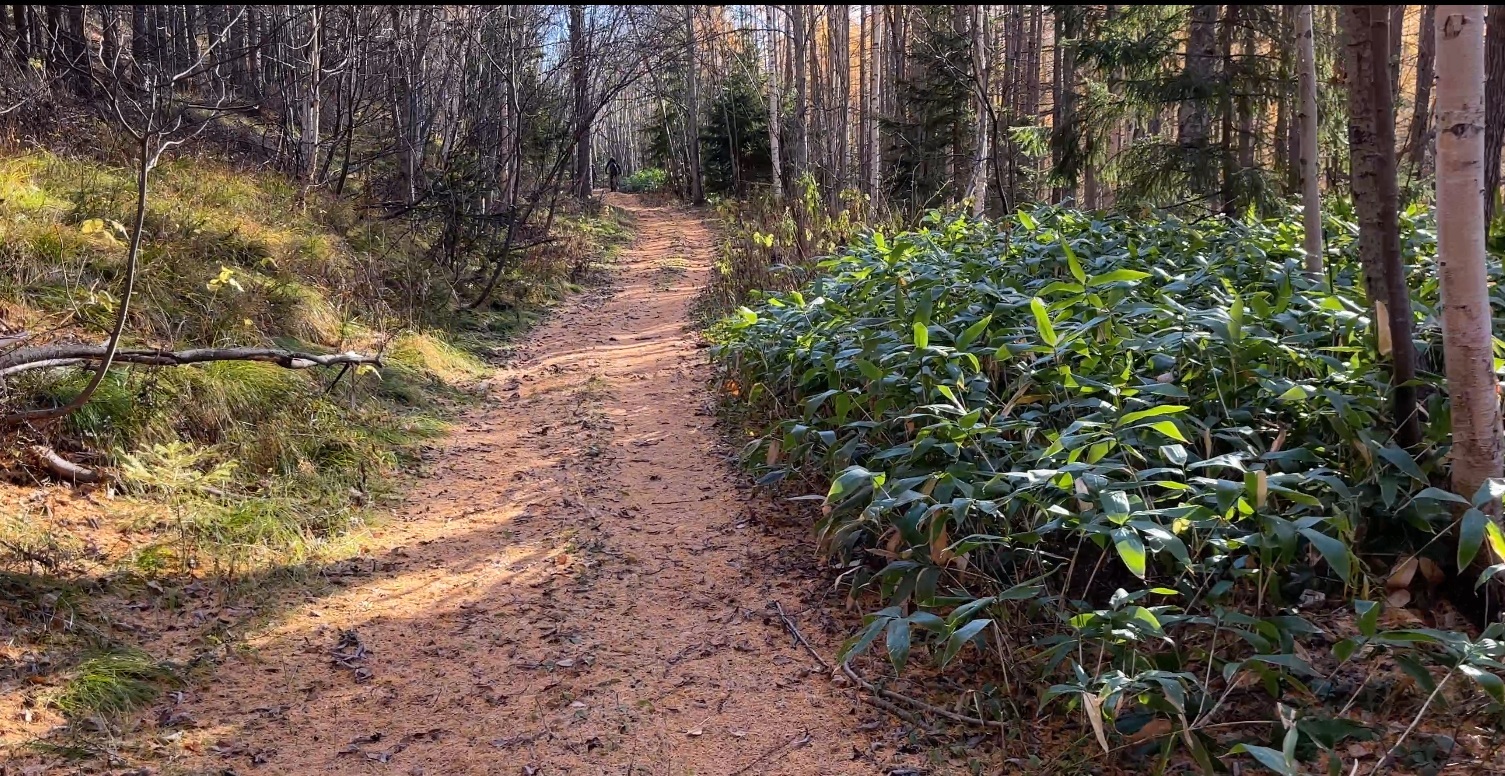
[[1386, 557, 1418, 591], [1418, 557, 1444, 586], [1386, 588, 1412, 608], [1082, 692, 1111, 754], [1126, 718, 1173, 744]]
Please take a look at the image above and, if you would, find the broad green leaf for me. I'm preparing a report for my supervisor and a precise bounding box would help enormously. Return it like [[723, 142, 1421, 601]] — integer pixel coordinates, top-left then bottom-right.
[[956, 315, 992, 350], [1354, 600, 1381, 638], [1460, 508, 1488, 571], [1489, 520, 1505, 565], [855, 359, 884, 381], [838, 612, 891, 662], [940, 618, 992, 667], [1474, 478, 1505, 508], [1460, 664, 1505, 705], [1378, 445, 1426, 482], [1063, 238, 1086, 283], [1112, 526, 1147, 578], [1143, 420, 1189, 443], [912, 321, 929, 349], [1228, 743, 1294, 775], [1120, 405, 1189, 426], [885, 617, 912, 673], [1299, 527, 1352, 582], [1414, 487, 1469, 505], [1029, 297, 1057, 347], [1100, 490, 1131, 516], [1088, 269, 1151, 286], [1277, 385, 1309, 402]]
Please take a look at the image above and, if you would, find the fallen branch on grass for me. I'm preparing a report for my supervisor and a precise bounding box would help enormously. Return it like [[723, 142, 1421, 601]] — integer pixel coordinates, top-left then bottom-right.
[[0, 345, 382, 375], [770, 600, 1002, 732], [0, 346, 382, 427], [26, 445, 103, 484]]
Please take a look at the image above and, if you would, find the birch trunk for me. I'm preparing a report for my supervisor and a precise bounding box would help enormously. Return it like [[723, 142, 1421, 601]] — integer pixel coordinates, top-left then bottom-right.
[[968, 4, 988, 216], [1435, 4, 1503, 508], [767, 4, 784, 202]]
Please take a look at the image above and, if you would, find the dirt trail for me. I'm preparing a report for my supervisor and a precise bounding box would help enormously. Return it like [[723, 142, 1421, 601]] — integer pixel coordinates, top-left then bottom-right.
[[180, 196, 905, 775]]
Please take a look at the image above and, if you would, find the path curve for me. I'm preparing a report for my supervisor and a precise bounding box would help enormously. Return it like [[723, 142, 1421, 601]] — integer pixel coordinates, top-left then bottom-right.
[[179, 195, 903, 775]]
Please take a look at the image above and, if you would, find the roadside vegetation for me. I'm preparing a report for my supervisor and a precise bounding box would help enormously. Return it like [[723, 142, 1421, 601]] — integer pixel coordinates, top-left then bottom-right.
[[712, 203, 1505, 770]]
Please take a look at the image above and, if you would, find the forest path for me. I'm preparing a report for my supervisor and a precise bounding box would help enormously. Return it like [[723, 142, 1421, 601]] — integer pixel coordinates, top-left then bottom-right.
[[179, 195, 900, 775]]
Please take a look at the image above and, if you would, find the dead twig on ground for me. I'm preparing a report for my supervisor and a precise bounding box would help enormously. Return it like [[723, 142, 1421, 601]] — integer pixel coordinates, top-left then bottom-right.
[[772, 599, 1004, 732], [26, 445, 103, 484], [727, 728, 813, 776]]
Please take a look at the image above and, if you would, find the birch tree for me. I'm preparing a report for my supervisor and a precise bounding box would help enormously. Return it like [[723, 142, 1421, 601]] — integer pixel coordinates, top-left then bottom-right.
[[1435, 4, 1503, 508]]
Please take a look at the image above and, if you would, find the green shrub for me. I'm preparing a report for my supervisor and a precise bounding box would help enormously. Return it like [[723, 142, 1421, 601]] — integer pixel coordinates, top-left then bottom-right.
[[619, 167, 668, 193], [714, 204, 1505, 768]]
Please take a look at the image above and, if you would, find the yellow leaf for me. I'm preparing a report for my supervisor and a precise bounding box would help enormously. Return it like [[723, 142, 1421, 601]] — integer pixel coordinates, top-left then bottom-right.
[[1082, 692, 1111, 754], [80, 218, 104, 234]]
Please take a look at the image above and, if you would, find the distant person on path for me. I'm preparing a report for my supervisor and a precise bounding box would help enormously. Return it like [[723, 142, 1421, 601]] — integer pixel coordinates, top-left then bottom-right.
[[606, 157, 622, 192]]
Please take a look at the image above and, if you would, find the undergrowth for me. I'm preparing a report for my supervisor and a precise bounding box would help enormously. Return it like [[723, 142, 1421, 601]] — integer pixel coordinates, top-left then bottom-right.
[[714, 204, 1505, 772], [619, 166, 668, 193], [694, 173, 888, 325]]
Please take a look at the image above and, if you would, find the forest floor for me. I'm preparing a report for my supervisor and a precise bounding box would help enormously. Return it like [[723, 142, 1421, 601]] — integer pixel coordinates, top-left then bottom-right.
[[167, 194, 927, 775]]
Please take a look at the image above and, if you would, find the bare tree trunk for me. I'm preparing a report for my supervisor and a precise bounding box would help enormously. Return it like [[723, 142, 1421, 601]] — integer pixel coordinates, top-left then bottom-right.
[[832, 4, 849, 203], [767, 4, 784, 203], [1434, 4, 1503, 512], [1371, 4, 1423, 451], [870, 3, 883, 199], [101, 6, 120, 67], [685, 4, 705, 205], [968, 4, 989, 215], [571, 5, 593, 199], [1236, 12, 1255, 172], [13, 5, 30, 64], [1343, 5, 1388, 304], [1219, 4, 1237, 214], [1298, 5, 1324, 275], [299, 6, 322, 183], [1406, 5, 1438, 177], [1178, 5, 1218, 149], [791, 4, 808, 176], [1275, 5, 1294, 189], [1485, 5, 1505, 224]]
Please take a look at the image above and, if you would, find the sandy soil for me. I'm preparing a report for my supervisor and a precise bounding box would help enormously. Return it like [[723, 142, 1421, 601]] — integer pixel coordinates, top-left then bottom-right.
[[171, 195, 916, 775]]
